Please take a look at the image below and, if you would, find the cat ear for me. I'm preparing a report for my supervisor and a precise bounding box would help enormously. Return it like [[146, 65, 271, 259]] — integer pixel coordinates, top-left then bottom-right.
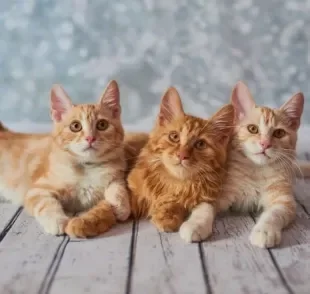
[[158, 87, 185, 125], [230, 81, 255, 120], [50, 84, 73, 122], [98, 80, 121, 119], [280, 92, 304, 129], [210, 104, 235, 142]]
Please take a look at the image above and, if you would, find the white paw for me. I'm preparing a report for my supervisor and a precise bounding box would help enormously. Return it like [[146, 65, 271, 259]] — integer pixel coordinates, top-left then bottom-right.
[[179, 220, 213, 243], [111, 200, 131, 221], [249, 225, 281, 248], [37, 215, 69, 235]]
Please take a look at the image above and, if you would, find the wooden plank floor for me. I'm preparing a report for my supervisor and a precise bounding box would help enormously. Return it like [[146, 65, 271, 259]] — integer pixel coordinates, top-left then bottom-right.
[[1, 155, 310, 294]]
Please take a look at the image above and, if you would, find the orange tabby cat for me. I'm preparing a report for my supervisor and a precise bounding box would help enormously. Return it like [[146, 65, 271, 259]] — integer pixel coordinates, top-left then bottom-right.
[[186, 81, 305, 247], [127, 87, 235, 242], [0, 80, 132, 237]]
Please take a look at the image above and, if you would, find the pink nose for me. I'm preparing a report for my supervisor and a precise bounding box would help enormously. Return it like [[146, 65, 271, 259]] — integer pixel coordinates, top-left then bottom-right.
[[178, 150, 190, 161], [86, 136, 96, 144], [259, 140, 271, 150]]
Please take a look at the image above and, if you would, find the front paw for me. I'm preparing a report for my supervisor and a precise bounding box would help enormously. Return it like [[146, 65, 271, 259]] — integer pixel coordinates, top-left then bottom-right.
[[179, 220, 213, 243], [37, 215, 69, 236], [111, 200, 131, 221], [249, 225, 281, 248]]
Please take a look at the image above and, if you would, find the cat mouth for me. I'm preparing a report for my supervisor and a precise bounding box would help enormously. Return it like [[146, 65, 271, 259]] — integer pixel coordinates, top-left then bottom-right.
[[254, 151, 270, 159], [175, 160, 190, 167], [83, 146, 97, 151]]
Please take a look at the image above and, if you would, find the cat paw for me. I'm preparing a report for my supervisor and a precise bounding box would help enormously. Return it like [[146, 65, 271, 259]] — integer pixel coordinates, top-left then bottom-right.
[[37, 215, 69, 236], [249, 225, 281, 248], [106, 191, 131, 221], [64, 217, 87, 238], [179, 220, 213, 243], [112, 202, 131, 221]]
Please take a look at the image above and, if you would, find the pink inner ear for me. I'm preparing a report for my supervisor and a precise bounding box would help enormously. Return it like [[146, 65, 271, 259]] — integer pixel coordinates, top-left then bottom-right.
[[51, 97, 69, 122], [99, 81, 121, 118], [158, 87, 184, 125], [50, 85, 72, 122], [281, 92, 304, 129], [111, 106, 120, 118], [231, 82, 255, 120], [52, 109, 62, 122]]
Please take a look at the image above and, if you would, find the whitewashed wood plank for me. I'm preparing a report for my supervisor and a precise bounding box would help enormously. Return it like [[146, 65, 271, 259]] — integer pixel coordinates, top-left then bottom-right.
[[131, 220, 206, 294], [295, 152, 310, 213], [50, 222, 134, 294], [203, 213, 288, 294], [267, 180, 310, 294], [0, 203, 21, 235], [0, 211, 65, 294]]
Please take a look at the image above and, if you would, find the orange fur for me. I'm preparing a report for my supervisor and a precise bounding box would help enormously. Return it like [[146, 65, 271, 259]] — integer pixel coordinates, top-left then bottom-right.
[[123, 132, 149, 174], [127, 87, 235, 241], [216, 81, 304, 248], [0, 81, 133, 238]]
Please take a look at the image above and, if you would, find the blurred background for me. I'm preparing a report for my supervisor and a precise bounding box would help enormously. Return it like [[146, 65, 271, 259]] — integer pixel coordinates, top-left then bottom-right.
[[0, 0, 309, 130]]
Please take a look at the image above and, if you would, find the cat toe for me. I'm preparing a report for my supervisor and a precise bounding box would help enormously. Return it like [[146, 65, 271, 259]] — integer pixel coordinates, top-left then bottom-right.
[[249, 226, 281, 248], [179, 221, 212, 243]]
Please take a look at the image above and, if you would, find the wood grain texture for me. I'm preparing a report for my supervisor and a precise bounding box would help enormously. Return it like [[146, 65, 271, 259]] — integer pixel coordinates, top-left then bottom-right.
[[130, 220, 206, 294], [202, 213, 288, 294], [0, 203, 21, 239], [0, 210, 65, 294], [49, 222, 133, 294]]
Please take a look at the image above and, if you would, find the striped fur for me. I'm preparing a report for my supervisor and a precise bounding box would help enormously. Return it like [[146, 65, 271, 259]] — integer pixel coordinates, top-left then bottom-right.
[[128, 87, 235, 242], [0, 81, 133, 238], [204, 81, 304, 248]]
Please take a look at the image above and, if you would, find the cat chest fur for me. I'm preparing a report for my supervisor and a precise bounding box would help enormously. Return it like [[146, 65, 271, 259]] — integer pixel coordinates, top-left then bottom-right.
[[61, 165, 114, 213]]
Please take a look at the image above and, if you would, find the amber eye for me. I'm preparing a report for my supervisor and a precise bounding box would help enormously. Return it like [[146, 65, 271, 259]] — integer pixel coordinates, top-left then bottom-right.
[[70, 121, 82, 132], [96, 119, 109, 131], [195, 139, 207, 150], [168, 131, 179, 142], [247, 124, 259, 134], [273, 128, 286, 138]]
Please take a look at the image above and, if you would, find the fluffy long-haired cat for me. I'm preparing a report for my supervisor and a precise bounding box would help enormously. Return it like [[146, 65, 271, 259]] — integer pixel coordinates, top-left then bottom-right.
[[127, 87, 235, 242], [0, 80, 133, 238], [188, 81, 305, 247]]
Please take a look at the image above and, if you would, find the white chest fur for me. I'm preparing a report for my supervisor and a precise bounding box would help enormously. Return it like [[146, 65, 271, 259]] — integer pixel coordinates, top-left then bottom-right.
[[60, 164, 120, 213]]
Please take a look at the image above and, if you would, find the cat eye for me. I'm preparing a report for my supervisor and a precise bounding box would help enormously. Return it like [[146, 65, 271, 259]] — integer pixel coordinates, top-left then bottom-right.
[[247, 124, 259, 134], [194, 139, 207, 150], [96, 119, 109, 131], [168, 131, 179, 142], [70, 121, 82, 132], [273, 128, 286, 138]]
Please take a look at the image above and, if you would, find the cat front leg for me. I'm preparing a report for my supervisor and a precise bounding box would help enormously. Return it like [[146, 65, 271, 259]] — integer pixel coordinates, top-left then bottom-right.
[[24, 187, 69, 235], [65, 199, 116, 238], [179, 202, 215, 243], [105, 180, 131, 221], [249, 189, 296, 248], [150, 200, 186, 232]]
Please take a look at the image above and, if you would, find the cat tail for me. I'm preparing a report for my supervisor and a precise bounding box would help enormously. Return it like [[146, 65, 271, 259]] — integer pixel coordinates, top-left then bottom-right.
[[0, 121, 9, 132], [64, 200, 116, 238], [296, 160, 310, 178]]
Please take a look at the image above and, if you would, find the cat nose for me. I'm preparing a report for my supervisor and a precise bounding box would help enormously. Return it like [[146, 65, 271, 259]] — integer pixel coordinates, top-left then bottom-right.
[[259, 139, 271, 150], [86, 136, 96, 144], [178, 150, 190, 161]]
